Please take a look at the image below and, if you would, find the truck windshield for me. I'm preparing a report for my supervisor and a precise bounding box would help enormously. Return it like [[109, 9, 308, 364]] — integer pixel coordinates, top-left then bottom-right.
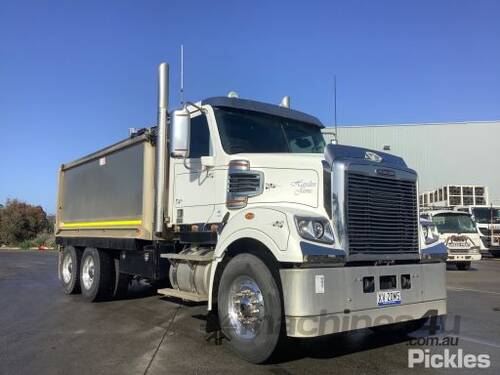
[[214, 107, 325, 154], [472, 207, 500, 224], [431, 213, 477, 234]]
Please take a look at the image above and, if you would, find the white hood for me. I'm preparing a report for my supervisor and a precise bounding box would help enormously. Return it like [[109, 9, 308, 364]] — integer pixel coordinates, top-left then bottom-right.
[[236, 153, 324, 209]]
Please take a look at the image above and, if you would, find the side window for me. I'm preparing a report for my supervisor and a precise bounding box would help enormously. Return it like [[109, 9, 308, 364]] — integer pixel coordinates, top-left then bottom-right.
[[189, 114, 210, 158]]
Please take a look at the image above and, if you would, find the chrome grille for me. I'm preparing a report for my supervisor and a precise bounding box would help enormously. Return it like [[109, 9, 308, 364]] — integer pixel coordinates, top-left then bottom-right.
[[228, 172, 261, 195], [346, 172, 418, 254]]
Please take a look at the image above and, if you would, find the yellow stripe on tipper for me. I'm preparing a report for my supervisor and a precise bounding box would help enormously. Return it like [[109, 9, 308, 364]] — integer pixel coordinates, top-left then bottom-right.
[[60, 219, 142, 228]]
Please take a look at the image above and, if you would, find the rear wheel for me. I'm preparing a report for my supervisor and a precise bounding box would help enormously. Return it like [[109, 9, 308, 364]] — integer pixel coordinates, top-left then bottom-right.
[[217, 253, 283, 364], [80, 247, 115, 302], [59, 246, 82, 294], [456, 262, 471, 270]]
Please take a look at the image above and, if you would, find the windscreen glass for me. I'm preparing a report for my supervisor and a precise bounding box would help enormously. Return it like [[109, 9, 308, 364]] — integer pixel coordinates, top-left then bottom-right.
[[472, 207, 500, 224], [214, 107, 325, 154], [431, 213, 477, 234]]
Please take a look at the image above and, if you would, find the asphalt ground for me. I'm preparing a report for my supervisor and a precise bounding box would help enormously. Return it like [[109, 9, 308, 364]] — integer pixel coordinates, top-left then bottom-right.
[[1, 249, 499, 375]]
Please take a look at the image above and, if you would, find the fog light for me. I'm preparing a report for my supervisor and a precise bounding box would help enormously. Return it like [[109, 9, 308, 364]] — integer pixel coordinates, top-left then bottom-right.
[[363, 276, 375, 293], [401, 274, 411, 289]]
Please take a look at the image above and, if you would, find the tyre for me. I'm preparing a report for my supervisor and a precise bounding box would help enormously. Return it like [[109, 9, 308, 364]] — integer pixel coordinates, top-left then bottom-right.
[[370, 318, 428, 335], [113, 258, 130, 299], [456, 262, 471, 270], [59, 246, 82, 294], [80, 247, 115, 302], [217, 253, 283, 363]]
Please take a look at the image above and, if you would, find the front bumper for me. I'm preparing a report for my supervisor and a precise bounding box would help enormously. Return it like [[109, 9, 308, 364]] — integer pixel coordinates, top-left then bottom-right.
[[447, 252, 481, 262], [280, 262, 446, 338]]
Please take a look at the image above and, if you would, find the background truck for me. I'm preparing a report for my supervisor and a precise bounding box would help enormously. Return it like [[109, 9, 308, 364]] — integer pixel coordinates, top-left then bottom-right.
[[56, 62, 447, 363], [456, 205, 500, 257], [420, 210, 482, 270]]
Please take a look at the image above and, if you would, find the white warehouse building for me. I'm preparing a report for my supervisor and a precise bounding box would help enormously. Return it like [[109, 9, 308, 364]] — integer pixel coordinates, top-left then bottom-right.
[[322, 120, 500, 204]]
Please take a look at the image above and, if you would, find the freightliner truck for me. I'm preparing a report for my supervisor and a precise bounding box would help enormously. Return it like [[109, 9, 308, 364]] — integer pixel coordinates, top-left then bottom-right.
[[56, 63, 447, 363], [456, 205, 500, 257]]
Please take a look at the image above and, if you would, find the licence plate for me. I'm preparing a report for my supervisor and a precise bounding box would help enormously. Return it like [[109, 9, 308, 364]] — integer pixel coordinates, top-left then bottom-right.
[[377, 290, 401, 306], [450, 241, 467, 248]]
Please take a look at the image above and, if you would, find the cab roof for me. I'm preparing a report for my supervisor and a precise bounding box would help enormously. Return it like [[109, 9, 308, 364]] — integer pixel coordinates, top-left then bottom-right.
[[201, 96, 324, 128]]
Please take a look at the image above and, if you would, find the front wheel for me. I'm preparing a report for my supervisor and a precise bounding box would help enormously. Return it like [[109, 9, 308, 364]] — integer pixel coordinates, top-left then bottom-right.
[[456, 262, 471, 270], [217, 254, 283, 363]]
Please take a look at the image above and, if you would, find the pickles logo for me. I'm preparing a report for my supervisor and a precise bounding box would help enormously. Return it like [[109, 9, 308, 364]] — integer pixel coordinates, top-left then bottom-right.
[[407, 336, 490, 369], [408, 349, 490, 369]]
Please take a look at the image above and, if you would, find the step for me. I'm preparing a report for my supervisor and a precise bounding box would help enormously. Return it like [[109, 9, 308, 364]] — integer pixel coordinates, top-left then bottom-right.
[[157, 288, 208, 302], [160, 253, 214, 262]]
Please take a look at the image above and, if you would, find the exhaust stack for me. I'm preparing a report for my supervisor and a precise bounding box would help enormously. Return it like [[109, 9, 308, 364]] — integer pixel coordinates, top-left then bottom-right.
[[155, 63, 169, 235]]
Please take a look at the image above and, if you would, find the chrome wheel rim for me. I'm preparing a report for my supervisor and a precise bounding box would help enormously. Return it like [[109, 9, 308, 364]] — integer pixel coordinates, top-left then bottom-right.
[[81, 256, 95, 290], [227, 276, 265, 339], [62, 253, 72, 284]]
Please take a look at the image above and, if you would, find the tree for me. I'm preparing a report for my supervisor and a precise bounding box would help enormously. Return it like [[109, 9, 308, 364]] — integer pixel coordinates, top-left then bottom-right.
[[0, 199, 50, 245]]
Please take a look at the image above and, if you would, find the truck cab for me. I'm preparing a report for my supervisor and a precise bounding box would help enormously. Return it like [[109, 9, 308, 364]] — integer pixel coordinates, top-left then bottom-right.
[[168, 97, 327, 229], [456, 205, 500, 257], [421, 210, 482, 269]]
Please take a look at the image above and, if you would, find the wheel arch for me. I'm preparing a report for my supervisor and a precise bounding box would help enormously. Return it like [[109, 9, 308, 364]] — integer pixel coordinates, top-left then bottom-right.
[[208, 235, 283, 310]]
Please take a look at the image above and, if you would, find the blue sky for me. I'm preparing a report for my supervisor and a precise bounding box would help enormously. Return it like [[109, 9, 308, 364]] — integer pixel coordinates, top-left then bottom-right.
[[1, 0, 499, 212]]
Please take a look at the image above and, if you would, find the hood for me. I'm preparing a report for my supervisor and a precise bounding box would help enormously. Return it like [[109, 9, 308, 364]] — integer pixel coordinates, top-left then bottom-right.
[[235, 153, 324, 209]]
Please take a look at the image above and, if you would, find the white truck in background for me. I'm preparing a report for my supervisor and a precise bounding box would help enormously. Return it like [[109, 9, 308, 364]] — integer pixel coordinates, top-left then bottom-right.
[[456, 205, 500, 257], [55, 62, 447, 363], [420, 210, 482, 270]]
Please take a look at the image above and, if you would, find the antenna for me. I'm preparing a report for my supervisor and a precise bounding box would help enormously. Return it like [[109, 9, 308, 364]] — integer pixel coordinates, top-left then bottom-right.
[[180, 44, 184, 106], [334, 75, 338, 143]]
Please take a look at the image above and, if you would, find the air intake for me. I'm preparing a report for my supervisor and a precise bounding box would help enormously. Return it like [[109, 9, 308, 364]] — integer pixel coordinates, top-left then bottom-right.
[[226, 160, 263, 209]]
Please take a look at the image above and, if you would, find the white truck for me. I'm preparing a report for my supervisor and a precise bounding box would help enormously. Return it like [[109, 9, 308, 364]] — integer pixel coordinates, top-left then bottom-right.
[[420, 210, 482, 270], [456, 205, 500, 257], [55, 63, 447, 363]]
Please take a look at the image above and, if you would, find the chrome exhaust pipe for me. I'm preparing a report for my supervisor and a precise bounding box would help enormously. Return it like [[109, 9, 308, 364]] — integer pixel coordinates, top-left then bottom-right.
[[155, 63, 169, 235]]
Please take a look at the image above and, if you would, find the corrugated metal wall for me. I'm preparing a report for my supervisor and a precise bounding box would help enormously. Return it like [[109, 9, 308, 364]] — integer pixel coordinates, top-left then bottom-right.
[[322, 121, 500, 203]]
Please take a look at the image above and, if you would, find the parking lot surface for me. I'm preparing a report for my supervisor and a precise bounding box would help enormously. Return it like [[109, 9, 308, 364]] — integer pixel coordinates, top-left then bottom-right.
[[1, 249, 499, 374]]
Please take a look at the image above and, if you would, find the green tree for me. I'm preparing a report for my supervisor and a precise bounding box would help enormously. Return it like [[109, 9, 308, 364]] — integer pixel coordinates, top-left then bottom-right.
[[0, 199, 50, 245]]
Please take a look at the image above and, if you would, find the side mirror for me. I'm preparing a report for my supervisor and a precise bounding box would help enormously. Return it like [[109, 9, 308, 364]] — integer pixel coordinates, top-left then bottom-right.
[[170, 108, 190, 158]]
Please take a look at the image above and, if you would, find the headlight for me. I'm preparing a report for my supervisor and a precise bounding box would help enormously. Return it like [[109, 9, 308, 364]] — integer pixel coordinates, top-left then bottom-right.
[[295, 216, 334, 244], [421, 222, 439, 245]]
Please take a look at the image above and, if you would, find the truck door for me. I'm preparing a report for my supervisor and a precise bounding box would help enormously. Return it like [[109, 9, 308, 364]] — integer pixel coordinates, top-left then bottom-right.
[[172, 112, 215, 225]]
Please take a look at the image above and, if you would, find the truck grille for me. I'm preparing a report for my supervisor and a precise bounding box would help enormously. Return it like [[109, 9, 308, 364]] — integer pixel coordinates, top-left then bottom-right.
[[346, 172, 418, 254], [228, 172, 261, 195]]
